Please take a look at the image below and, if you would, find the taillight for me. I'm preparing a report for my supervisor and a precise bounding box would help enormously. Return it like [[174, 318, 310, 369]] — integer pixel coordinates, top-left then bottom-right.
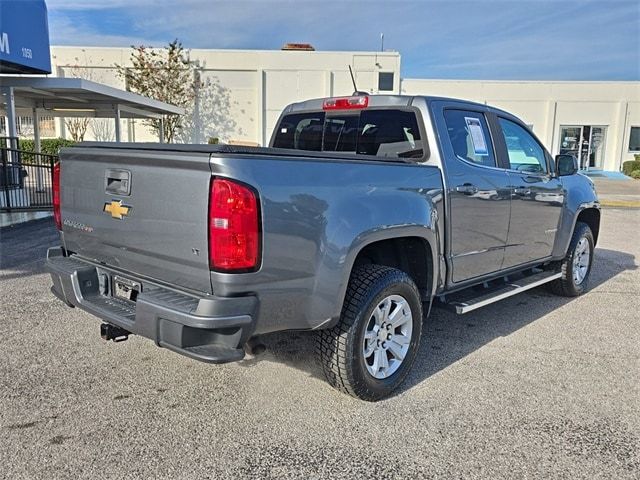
[[208, 178, 260, 272], [322, 95, 369, 110], [53, 162, 62, 230]]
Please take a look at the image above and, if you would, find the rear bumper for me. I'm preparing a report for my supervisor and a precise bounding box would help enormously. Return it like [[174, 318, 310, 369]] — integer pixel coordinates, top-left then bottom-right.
[[45, 247, 257, 364]]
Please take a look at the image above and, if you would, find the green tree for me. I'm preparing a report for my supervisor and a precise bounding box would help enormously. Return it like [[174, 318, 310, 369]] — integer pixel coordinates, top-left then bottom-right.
[[117, 40, 197, 143]]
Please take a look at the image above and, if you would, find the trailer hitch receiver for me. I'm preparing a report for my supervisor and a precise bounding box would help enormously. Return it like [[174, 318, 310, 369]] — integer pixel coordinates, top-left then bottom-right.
[[100, 323, 130, 342]]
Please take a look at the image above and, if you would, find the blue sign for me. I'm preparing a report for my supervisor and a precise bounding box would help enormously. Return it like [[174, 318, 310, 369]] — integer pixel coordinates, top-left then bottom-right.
[[0, 0, 51, 74]]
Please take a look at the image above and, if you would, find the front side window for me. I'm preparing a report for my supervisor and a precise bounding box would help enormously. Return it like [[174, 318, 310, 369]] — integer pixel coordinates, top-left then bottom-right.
[[443, 110, 496, 167], [499, 118, 547, 173], [629, 126, 640, 152], [272, 108, 424, 159]]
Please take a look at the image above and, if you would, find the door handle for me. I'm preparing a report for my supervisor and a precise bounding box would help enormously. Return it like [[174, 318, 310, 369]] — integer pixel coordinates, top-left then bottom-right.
[[455, 184, 478, 195], [513, 187, 531, 196], [105, 169, 131, 196]]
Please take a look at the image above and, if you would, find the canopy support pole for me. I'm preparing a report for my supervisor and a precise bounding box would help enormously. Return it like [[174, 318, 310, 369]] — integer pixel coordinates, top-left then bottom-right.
[[1, 87, 18, 149], [33, 107, 45, 192], [114, 104, 122, 142]]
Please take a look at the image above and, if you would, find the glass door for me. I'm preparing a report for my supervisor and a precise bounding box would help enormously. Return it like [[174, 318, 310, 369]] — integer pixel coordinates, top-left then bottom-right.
[[588, 127, 606, 169], [560, 126, 582, 167], [559, 125, 607, 171]]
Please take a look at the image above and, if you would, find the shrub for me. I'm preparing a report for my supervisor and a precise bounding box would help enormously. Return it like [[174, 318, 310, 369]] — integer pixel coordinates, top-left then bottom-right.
[[19, 138, 76, 156], [630, 170, 640, 180], [622, 159, 640, 176], [17, 138, 76, 163]]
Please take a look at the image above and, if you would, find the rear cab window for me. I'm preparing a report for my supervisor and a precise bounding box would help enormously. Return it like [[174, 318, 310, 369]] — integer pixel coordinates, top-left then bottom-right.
[[272, 108, 425, 160]]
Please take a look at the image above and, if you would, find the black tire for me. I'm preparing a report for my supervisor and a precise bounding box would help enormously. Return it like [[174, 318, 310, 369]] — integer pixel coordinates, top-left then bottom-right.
[[549, 221, 595, 297], [316, 264, 423, 401]]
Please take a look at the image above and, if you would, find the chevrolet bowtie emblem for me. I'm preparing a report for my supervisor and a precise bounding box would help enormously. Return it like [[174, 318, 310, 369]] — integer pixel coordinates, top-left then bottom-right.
[[103, 200, 131, 219]]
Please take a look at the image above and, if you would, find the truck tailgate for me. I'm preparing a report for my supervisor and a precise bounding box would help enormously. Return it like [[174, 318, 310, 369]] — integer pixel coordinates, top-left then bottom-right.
[[59, 147, 213, 294]]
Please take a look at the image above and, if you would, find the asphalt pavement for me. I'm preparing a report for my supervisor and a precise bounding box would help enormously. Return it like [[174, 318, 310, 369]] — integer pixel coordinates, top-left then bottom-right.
[[1, 210, 638, 479]]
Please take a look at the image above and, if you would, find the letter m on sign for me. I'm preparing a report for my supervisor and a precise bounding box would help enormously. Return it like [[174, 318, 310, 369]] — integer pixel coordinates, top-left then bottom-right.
[[0, 33, 9, 54]]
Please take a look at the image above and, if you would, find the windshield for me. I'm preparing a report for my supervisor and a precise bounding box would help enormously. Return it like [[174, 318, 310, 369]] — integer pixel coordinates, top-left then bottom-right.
[[272, 109, 424, 159]]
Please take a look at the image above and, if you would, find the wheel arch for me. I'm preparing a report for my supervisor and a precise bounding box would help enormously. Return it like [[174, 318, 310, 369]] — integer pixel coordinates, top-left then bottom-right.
[[327, 226, 439, 327], [575, 207, 600, 246], [353, 236, 434, 303]]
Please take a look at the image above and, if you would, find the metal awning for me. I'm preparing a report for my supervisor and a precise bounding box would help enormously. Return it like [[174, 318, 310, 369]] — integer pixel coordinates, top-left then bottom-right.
[[0, 76, 185, 143], [0, 76, 183, 119]]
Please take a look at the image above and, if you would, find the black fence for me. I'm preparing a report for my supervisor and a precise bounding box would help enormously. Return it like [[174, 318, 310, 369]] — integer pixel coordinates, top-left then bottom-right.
[[0, 136, 19, 149], [1, 147, 58, 212]]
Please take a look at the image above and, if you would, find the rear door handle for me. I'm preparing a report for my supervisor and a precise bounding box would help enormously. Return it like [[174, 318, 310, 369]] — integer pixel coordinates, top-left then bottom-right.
[[455, 184, 478, 195]]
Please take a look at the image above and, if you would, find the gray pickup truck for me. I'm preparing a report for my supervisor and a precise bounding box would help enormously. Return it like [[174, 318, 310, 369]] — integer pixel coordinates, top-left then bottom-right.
[[46, 94, 599, 400]]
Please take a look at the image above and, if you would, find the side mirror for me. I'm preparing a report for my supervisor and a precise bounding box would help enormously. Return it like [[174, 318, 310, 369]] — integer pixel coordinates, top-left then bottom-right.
[[555, 154, 578, 176]]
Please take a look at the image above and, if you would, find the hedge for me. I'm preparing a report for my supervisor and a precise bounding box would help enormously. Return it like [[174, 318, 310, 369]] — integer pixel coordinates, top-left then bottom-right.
[[15, 138, 76, 163], [622, 159, 640, 176], [19, 138, 77, 156]]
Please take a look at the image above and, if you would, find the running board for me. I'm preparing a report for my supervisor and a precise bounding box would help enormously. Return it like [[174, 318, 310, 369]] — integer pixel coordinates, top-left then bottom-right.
[[447, 271, 562, 314]]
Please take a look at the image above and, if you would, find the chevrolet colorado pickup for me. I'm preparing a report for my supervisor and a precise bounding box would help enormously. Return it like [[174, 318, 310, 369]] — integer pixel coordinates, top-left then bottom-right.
[[46, 94, 600, 400]]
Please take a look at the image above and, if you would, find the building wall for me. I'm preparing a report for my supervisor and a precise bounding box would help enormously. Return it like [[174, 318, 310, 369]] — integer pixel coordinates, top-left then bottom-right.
[[47, 46, 639, 171], [401, 79, 640, 171], [49, 46, 401, 145]]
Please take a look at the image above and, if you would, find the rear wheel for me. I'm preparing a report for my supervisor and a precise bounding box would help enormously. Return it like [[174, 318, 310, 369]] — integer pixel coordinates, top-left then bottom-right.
[[549, 222, 594, 297], [316, 264, 423, 401]]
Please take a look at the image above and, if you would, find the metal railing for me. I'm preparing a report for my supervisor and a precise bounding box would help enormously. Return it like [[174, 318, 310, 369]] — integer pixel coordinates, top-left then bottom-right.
[[1, 147, 58, 212], [0, 136, 19, 149]]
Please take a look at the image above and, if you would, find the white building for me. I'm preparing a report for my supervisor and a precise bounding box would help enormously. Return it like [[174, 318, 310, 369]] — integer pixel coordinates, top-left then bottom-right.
[[5, 46, 639, 172], [47, 46, 402, 146], [402, 79, 640, 172]]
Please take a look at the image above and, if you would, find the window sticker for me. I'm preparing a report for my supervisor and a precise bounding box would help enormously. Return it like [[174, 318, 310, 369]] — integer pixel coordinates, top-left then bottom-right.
[[464, 117, 488, 155]]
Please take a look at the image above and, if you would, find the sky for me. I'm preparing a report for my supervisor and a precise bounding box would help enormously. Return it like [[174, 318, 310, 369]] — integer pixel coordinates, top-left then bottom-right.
[[46, 0, 640, 81]]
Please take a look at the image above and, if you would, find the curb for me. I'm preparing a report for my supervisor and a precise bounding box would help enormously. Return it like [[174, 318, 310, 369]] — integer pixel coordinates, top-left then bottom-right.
[[599, 200, 640, 209]]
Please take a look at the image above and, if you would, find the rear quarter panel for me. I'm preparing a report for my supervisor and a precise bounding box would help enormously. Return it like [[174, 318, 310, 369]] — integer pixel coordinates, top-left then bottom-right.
[[208, 155, 444, 334]]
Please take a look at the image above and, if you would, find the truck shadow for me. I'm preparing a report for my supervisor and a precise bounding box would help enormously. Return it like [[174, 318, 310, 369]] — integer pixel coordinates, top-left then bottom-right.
[[241, 247, 637, 398], [0, 218, 58, 280]]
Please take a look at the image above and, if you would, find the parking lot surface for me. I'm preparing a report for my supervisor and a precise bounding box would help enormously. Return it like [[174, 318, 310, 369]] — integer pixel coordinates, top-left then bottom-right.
[[1, 209, 639, 479]]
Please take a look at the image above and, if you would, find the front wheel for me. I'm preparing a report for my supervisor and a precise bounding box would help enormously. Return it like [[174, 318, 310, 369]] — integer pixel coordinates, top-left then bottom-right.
[[316, 265, 423, 401], [549, 221, 595, 297]]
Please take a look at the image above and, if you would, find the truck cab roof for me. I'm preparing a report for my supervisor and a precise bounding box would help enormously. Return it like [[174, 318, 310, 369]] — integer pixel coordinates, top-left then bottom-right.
[[282, 94, 494, 114]]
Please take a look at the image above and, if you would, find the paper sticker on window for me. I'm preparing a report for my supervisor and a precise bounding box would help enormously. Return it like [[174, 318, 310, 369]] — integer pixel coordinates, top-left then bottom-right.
[[464, 117, 488, 155]]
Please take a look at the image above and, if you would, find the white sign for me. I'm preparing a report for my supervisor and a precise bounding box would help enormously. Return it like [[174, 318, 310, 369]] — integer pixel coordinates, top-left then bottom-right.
[[464, 117, 488, 155]]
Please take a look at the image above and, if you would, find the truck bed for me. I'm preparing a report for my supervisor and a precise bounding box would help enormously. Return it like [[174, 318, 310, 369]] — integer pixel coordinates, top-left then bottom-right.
[[57, 142, 444, 332]]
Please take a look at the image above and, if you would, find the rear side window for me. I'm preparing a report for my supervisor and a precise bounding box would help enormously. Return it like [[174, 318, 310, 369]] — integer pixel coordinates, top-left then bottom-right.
[[272, 109, 424, 159], [443, 109, 496, 167]]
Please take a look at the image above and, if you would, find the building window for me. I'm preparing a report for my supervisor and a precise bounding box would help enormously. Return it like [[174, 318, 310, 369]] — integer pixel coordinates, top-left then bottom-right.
[[0, 115, 56, 138], [39, 116, 56, 137], [629, 127, 640, 152], [378, 72, 394, 91]]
